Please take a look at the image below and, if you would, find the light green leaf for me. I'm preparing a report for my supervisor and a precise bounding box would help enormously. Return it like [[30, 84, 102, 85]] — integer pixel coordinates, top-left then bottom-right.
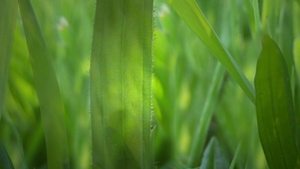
[[255, 35, 298, 169], [0, 0, 18, 116], [18, 0, 70, 168], [167, 0, 255, 104], [0, 139, 14, 169], [90, 0, 154, 169]]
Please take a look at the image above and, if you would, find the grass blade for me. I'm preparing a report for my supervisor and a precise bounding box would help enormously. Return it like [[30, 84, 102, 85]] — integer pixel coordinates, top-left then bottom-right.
[[199, 137, 215, 169], [252, 0, 261, 33], [188, 63, 225, 167], [199, 137, 229, 169], [255, 35, 298, 169], [294, 37, 300, 149], [0, 0, 18, 115], [0, 139, 14, 169], [90, 0, 153, 168], [229, 142, 242, 169], [295, 38, 300, 76], [167, 0, 256, 104], [18, 0, 70, 168]]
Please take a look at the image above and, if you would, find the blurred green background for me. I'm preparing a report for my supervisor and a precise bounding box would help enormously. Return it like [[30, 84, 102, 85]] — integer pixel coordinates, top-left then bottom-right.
[[1, 0, 300, 168]]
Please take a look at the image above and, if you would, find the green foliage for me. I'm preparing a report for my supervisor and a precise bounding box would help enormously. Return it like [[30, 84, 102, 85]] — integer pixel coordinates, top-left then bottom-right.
[[1, 0, 299, 169], [90, 0, 153, 168], [18, 0, 69, 168], [255, 35, 298, 169], [199, 137, 229, 169], [0, 0, 18, 115], [188, 63, 225, 167], [167, 0, 256, 104], [0, 139, 15, 169]]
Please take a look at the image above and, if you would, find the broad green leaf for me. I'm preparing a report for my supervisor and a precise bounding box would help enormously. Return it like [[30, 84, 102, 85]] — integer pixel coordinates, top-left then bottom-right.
[[18, 0, 70, 168], [0, 139, 14, 169], [262, 0, 294, 76], [0, 0, 18, 116], [90, 0, 154, 169], [188, 63, 225, 167], [255, 35, 298, 169], [167, 0, 256, 104]]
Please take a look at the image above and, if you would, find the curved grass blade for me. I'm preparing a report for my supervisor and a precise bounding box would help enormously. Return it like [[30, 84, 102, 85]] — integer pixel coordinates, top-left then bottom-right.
[[199, 137, 215, 169], [199, 137, 229, 169], [188, 63, 225, 167], [167, 0, 256, 104], [18, 0, 70, 168], [295, 38, 300, 149], [229, 142, 242, 169], [90, 0, 154, 168], [0, 139, 14, 169], [2, 109, 28, 169], [0, 0, 18, 116], [255, 35, 298, 169]]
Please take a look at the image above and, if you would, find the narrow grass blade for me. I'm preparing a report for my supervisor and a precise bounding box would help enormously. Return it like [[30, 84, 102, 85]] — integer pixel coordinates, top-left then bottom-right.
[[245, 0, 256, 34], [2, 109, 28, 169], [294, 37, 300, 149], [0, 139, 15, 169], [294, 3, 300, 37], [18, 0, 70, 168], [167, 0, 256, 104], [199, 138, 215, 169], [90, 0, 153, 169], [255, 35, 298, 169], [252, 0, 261, 33], [261, 0, 283, 37], [295, 38, 300, 76], [0, 0, 18, 115], [229, 142, 242, 169], [188, 63, 225, 167], [199, 137, 229, 169]]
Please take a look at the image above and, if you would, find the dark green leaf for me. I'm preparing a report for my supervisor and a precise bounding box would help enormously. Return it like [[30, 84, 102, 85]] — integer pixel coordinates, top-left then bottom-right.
[[0, 139, 15, 169], [0, 0, 18, 115], [255, 35, 298, 169]]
